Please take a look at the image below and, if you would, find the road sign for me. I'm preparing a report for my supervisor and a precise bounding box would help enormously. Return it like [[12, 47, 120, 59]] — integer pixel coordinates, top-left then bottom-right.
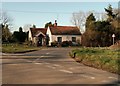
[[112, 34, 115, 45], [112, 34, 115, 38]]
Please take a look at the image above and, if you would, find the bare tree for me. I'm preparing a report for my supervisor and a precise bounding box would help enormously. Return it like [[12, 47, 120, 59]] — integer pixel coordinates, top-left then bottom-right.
[[71, 11, 92, 33], [0, 11, 13, 28], [23, 24, 32, 32], [101, 13, 107, 21], [113, 8, 120, 20], [71, 11, 85, 29], [112, 8, 120, 28], [71, 11, 108, 33], [0, 11, 13, 42], [94, 12, 107, 21]]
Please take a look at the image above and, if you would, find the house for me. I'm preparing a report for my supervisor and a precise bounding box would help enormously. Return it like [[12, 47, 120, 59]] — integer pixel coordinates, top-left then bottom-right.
[[28, 21, 82, 46], [28, 28, 47, 46]]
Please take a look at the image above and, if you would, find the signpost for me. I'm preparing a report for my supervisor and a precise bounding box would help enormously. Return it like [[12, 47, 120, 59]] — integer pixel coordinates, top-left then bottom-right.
[[112, 34, 115, 45]]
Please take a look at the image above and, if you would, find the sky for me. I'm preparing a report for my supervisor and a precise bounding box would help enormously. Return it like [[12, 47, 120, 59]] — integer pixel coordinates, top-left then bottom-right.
[[1, 1, 119, 32]]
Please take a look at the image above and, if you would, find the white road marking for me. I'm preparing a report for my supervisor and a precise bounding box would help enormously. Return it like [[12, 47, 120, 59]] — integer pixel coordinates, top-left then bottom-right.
[[40, 56, 53, 58], [108, 77, 118, 80], [53, 64, 62, 67], [46, 53, 49, 54], [81, 75, 95, 79], [31, 56, 53, 63], [32, 55, 53, 63], [69, 67, 74, 70], [69, 67, 82, 70], [40, 56, 44, 57], [47, 66, 56, 69], [81, 75, 89, 78], [101, 80, 109, 83], [8, 64, 18, 65], [32, 58, 40, 63], [90, 77, 95, 79], [34, 63, 42, 65], [44, 62, 51, 65], [59, 69, 73, 74], [27, 61, 33, 63]]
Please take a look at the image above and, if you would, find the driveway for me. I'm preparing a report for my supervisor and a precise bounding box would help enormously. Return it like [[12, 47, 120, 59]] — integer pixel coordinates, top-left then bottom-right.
[[2, 48, 120, 84]]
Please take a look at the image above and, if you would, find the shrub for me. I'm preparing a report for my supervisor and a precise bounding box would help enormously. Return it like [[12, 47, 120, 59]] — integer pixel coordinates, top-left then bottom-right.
[[61, 41, 72, 47], [51, 41, 58, 47], [51, 41, 80, 47]]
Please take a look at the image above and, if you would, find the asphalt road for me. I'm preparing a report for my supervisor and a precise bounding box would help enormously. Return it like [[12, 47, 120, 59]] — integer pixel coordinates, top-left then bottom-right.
[[2, 48, 120, 85]]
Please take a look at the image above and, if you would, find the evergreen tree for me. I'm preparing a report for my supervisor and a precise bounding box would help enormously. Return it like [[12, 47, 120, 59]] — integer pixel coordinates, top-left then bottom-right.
[[85, 13, 96, 30], [32, 24, 36, 28], [105, 4, 118, 22], [82, 5, 120, 47], [12, 27, 27, 43], [19, 27, 23, 32], [45, 22, 53, 28]]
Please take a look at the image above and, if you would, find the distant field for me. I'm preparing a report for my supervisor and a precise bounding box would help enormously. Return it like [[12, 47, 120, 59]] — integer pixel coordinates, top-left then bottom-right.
[[2, 43, 41, 53], [70, 47, 120, 74]]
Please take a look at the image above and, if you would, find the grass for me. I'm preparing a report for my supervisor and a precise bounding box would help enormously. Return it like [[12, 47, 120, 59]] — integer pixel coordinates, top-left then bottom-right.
[[2, 43, 41, 53], [70, 47, 120, 74]]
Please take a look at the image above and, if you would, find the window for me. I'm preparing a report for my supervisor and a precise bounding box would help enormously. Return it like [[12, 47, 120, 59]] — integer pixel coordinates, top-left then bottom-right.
[[57, 37, 62, 43], [72, 37, 76, 42]]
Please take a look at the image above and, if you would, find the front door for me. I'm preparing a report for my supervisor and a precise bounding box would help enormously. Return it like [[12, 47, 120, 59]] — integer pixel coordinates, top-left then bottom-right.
[[37, 34, 44, 46], [39, 36, 42, 46]]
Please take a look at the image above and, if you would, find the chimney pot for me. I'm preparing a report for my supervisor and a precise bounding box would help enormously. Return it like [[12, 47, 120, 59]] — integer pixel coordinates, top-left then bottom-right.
[[54, 20, 57, 26]]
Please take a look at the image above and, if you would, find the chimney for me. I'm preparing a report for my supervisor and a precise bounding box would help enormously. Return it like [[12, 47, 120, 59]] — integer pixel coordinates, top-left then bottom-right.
[[54, 20, 57, 26]]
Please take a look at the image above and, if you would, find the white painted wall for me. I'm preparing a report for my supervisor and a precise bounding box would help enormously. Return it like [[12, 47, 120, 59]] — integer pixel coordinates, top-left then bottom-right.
[[46, 27, 52, 45], [46, 27, 81, 46], [51, 35, 81, 43], [28, 28, 32, 41]]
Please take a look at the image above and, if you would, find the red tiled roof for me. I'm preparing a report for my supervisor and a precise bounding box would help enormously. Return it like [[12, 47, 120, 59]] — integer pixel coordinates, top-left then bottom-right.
[[30, 28, 47, 37], [49, 26, 81, 35]]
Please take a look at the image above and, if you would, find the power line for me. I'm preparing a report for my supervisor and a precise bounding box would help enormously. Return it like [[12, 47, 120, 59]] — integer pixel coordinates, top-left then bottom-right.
[[6, 10, 105, 14], [4, 9, 106, 21], [6, 10, 73, 14]]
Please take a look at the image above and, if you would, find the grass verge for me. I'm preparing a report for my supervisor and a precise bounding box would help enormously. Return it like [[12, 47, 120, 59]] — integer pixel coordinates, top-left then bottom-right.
[[69, 47, 120, 74], [2, 43, 41, 53]]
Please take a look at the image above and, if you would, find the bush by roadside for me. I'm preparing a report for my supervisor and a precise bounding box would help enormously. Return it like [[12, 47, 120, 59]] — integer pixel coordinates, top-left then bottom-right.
[[51, 41, 59, 47], [51, 41, 80, 47], [69, 47, 120, 74]]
